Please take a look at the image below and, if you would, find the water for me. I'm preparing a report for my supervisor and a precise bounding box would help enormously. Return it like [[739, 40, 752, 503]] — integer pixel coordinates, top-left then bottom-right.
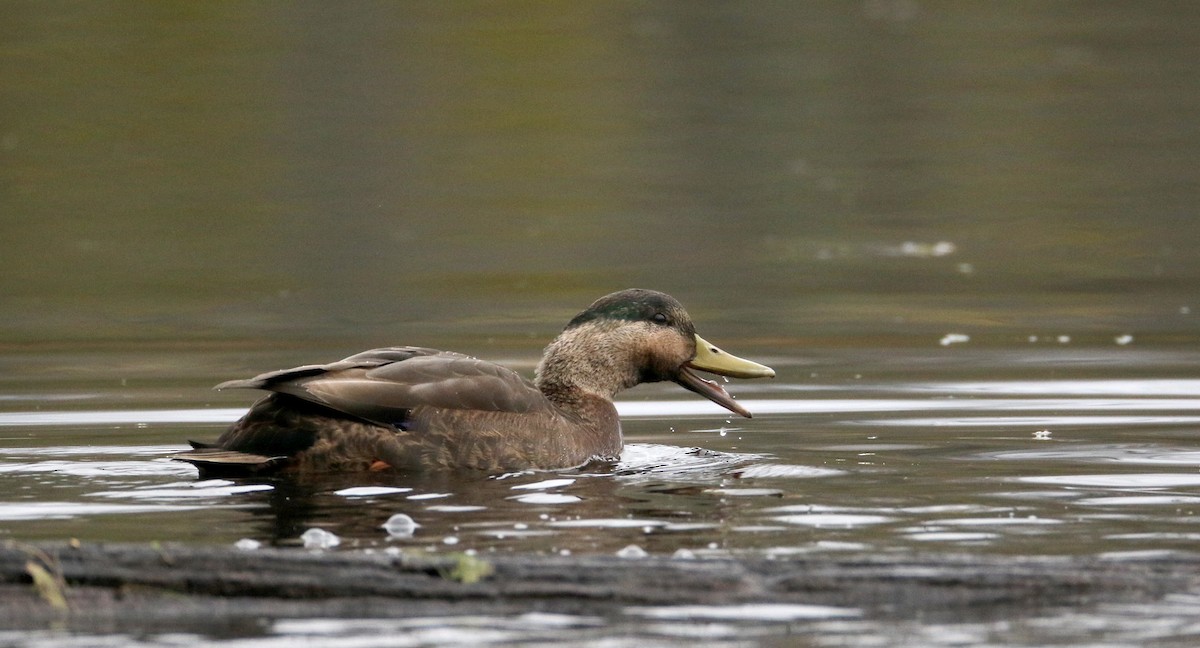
[[5, 348, 1200, 559], [5, 349, 1200, 646], [4, 1, 1200, 645]]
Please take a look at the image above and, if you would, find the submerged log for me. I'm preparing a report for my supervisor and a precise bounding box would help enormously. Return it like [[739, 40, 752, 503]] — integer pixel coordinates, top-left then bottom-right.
[[0, 541, 1196, 631]]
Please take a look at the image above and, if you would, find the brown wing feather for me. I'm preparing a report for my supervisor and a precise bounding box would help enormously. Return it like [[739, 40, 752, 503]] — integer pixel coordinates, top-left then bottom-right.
[[215, 347, 445, 391], [217, 346, 550, 428]]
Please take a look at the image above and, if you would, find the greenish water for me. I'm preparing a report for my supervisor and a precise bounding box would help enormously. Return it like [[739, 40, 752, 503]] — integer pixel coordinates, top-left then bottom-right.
[[3, 2, 1200, 646]]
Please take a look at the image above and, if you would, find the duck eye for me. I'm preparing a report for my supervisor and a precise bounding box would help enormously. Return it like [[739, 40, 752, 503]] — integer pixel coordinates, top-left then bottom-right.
[[652, 313, 669, 325]]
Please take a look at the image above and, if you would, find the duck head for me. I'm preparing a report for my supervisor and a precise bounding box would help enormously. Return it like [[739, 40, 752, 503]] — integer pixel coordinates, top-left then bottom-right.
[[539, 289, 775, 417]]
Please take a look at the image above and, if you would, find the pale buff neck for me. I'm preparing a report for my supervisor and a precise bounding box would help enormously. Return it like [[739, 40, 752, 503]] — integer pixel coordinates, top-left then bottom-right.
[[534, 322, 644, 409]]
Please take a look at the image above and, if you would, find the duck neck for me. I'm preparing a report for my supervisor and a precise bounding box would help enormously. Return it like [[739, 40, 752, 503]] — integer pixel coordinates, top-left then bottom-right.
[[534, 323, 640, 425]]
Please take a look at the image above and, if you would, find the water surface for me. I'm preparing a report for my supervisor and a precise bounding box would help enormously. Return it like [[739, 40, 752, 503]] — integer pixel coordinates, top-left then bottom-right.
[[3, 2, 1200, 646]]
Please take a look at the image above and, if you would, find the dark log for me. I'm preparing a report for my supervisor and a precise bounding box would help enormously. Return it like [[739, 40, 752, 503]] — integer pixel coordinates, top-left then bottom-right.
[[1, 541, 1196, 633]]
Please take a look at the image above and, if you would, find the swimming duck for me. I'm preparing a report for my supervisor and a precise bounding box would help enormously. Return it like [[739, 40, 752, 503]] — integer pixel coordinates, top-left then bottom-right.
[[174, 289, 774, 476]]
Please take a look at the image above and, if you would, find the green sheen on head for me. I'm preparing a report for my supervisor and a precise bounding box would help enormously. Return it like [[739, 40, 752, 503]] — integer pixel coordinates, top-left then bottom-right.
[[565, 289, 692, 331]]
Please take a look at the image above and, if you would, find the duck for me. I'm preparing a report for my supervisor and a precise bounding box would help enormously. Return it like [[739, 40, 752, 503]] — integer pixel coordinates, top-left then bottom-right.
[[173, 289, 774, 476]]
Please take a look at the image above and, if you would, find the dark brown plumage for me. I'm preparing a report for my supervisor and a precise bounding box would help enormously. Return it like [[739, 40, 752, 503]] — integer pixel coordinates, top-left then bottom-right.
[[174, 289, 774, 476]]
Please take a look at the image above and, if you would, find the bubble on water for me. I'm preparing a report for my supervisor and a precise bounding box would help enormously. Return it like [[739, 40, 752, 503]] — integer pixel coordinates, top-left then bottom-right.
[[939, 333, 970, 346], [672, 548, 696, 560], [1057, 335, 1071, 344], [1033, 430, 1052, 440], [382, 513, 419, 538], [234, 538, 261, 551], [443, 536, 459, 545], [616, 544, 647, 559], [1115, 334, 1134, 346], [300, 528, 340, 549]]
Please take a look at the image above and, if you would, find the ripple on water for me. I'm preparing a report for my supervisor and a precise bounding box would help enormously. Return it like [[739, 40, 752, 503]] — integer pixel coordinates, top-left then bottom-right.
[[0, 501, 201, 520], [906, 531, 1000, 543], [511, 478, 576, 490], [425, 505, 488, 513], [548, 518, 668, 529], [89, 480, 273, 500], [611, 443, 762, 481], [735, 464, 844, 479], [511, 493, 582, 504], [1075, 495, 1200, 507], [625, 603, 860, 621], [0, 459, 192, 478], [334, 486, 413, 497], [406, 492, 453, 500], [983, 445, 1200, 465], [704, 487, 785, 497], [1019, 474, 1200, 489], [772, 514, 893, 528]]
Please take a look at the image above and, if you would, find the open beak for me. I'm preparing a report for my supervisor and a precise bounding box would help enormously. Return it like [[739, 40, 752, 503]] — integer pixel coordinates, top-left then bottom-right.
[[674, 334, 775, 418]]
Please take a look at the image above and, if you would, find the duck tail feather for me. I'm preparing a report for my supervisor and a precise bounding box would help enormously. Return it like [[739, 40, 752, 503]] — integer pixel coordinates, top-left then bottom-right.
[[172, 448, 287, 477]]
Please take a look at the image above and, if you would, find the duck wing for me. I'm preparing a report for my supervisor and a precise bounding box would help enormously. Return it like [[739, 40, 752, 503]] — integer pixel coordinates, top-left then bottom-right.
[[216, 346, 549, 427]]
